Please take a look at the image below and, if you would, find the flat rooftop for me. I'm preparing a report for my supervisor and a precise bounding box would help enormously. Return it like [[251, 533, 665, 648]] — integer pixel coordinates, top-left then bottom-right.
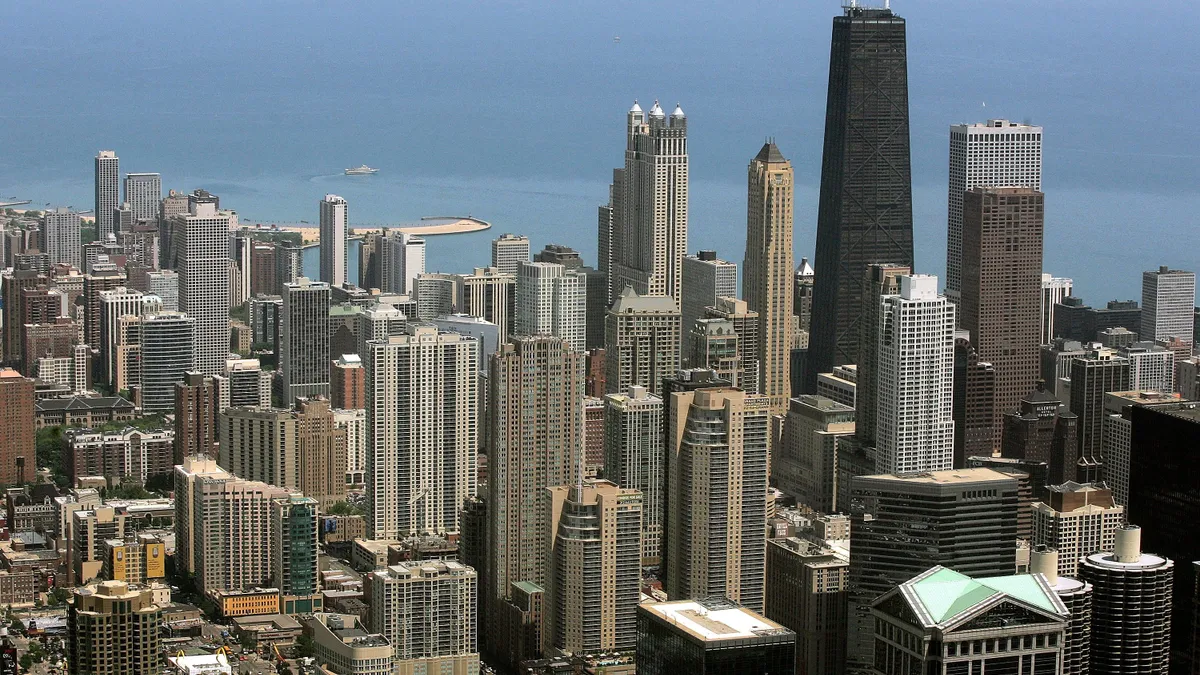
[[641, 599, 791, 642], [861, 467, 1013, 485]]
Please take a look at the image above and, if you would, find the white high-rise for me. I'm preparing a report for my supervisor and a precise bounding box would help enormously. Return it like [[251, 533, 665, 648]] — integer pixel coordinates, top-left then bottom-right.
[[606, 100, 689, 304], [1141, 266, 1195, 349], [319, 195, 348, 288], [123, 173, 162, 223], [381, 231, 425, 294], [1042, 274, 1073, 344], [514, 261, 587, 351], [491, 233, 529, 276], [365, 325, 478, 539], [43, 208, 82, 269], [874, 275, 956, 474], [947, 120, 1042, 300], [94, 150, 119, 238], [174, 198, 233, 376]]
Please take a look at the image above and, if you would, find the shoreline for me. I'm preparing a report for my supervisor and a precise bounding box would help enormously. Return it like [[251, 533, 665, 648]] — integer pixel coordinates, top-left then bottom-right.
[[239, 216, 490, 244]]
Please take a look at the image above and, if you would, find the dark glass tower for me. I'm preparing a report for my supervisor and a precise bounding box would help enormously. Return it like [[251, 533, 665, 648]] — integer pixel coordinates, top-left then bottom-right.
[[808, 6, 914, 388]]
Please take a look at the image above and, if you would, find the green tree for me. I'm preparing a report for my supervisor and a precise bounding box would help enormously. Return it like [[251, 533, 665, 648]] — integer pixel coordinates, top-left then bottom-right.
[[324, 501, 363, 516]]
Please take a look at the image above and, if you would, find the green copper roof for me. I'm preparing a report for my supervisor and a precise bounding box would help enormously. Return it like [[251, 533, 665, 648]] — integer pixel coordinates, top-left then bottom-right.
[[905, 566, 1066, 627]]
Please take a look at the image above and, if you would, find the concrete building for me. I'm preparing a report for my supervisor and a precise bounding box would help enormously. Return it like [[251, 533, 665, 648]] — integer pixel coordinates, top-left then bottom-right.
[[680, 251, 737, 363], [854, 263, 911, 448], [0, 369, 34, 486], [1042, 274, 1073, 344], [368, 561, 478, 675], [334, 408, 367, 487], [775, 394, 855, 513], [123, 172, 161, 222], [485, 336, 583, 658], [174, 197, 233, 375], [98, 286, 150, 384], [1141, 265, 1195, 352], [1069, 349, 1131, 482], [637, 597, 795, 675], [310, 613, 393, 675], [66, 427, 174, 487], [687, 317, 740, 386], [1028, 548, 1093, 675], [846, 469, 1020, 669], [44, 207, 82, 269], [1098, 325, 1139, 348], [1032, 482, 1124, 578], [543, 479, 641, 656], [225, 357, 271, 409], [220, 398, 347, 508], [101, 532, 166, 585], [815, 364, 857, 409], [377, 231, 425, 295], [947, 120, 1043, 301], [702, 297, 760, 393], [1054, 297, 1141, 344], [870, 566, 1067, 675], [1120, 341, 1176, 392], [515, 261, 587, 351], [666, 388, 769, 611], [764, 537, 848, 675], [281, 277, 332, 401], [872, 275, 956, 474], [1000, 383, 1080, 485], [414, 273, 456, 320], [139, 312, 195, 412], [67, 580, 161, 675], [1080, 526, 1174, 675], [94, 150, 120, 237], [491, 233, 530, 276], [365, 325, 477, 538], [603, 386, 664, 566], [455, 266, 514, 342], [173, 457, 290, 595], [319, 194, 348, 288], [603, 101, 688, 305], [744, 142, 795, 416], [961, 187, 1045, 450], [1041, 338, 1088, 397], [605, 286, 680, 395]]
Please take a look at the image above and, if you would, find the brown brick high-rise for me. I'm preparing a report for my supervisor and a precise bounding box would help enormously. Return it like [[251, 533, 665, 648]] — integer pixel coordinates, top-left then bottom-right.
[[174, 371, 218, 464], [961, 187, 1044, 450], [0, 369, 33, 485]]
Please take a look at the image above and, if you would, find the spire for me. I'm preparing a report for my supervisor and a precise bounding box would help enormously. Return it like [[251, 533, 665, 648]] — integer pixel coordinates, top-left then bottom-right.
[[672, 103, 685, 118], [629, 100, 642, 114], [649, 100, 665, 118], [754, 140, 787, 164]]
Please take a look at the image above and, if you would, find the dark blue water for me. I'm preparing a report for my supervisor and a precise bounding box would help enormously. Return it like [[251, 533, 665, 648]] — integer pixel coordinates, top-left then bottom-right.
[[3, 0, 1198, 302]]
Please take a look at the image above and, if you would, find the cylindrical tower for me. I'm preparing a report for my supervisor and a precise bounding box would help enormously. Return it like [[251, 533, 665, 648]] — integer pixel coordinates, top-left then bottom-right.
[[1079, 525, 1174, 675], [1033, 547, 1093, 675]]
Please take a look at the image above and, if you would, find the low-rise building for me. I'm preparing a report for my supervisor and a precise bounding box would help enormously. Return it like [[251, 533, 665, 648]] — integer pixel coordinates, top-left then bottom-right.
[[231, 613, 303, 648], [636, 597, 796, 675], [309, 612, 393, 675], [65, 427, 174, 486], [215, 588, 281, 619], [34, 395, 135, 429]]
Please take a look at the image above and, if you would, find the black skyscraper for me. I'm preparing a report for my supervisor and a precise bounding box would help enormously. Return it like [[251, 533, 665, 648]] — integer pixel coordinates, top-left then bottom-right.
[[808, 6, 914, 388]]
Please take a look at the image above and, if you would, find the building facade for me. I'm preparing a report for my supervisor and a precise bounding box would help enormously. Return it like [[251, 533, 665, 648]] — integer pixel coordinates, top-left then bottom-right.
[[947, 121, 1043, 301], [961, 187, 1044, 450], [319, 194, 348, 288], [603, 386, 664, 566], [365, 326, 477, 538], [666, 388, 769, 611], [809, 6, 914, 382], [744, 142, 795, 416], [605, 287, 680, 395]]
